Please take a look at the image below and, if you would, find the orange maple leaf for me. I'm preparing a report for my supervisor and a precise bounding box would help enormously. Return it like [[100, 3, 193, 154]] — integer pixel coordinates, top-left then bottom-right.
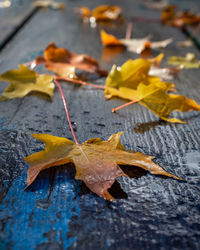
[[76, 5, 122, 22], [34, 42, 107, 77]]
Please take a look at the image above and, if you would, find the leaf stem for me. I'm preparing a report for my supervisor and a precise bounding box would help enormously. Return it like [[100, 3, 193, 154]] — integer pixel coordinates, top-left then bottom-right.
[[54, 78, 80, 145], [125, 22, 133, 39], [55, 76, 105, 89], [112, 99, 139, 113]]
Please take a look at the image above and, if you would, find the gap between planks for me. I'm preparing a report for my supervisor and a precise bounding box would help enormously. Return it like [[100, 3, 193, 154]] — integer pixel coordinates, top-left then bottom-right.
[[0, 7, 39, 52]]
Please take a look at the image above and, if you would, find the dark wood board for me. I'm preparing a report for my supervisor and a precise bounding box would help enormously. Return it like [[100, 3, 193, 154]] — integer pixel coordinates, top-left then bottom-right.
[[0, 0, 200, 249], [170, 0, 200, 11], [0, 0, 37, 50]]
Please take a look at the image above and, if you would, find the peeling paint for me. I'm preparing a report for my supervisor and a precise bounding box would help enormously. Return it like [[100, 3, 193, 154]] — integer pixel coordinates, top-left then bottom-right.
[[0, 167, 80, 249]]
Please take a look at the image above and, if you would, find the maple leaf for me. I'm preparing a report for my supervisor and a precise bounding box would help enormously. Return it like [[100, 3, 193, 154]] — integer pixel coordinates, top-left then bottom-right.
[[76, 5, 122, 23], [0, 65, 54, 101], [104, 56, 174, 99], [0, 0, 11, 8], [122, 37, 173, 54], [168, 53, 200, 68], [161, 5, 200, 27], [177, 40, 193, 48], [149, 65, 181, 80], [100, 30, 124, 47], [145, 0, 169, 10], [105, 59, 200, 123], [136, 81, 200, 123], [33, 42, 107, 77], [104, 58, 153, 100], [33, 0, 65, 9], [24, 132, 181, 201], [100, 30, 172, 54]]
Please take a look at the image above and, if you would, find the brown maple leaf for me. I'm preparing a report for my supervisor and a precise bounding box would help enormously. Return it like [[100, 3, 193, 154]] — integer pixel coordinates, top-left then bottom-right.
[[33, 42, 107, 77], [75, 5, 122, 23], [24, 132, 181, 201], [161, 5, 200, 27]]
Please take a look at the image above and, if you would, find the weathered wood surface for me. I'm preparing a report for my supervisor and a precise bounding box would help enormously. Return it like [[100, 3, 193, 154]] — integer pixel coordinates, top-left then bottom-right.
[[0, 0, 37, 50], [0, 0, 200, 249]]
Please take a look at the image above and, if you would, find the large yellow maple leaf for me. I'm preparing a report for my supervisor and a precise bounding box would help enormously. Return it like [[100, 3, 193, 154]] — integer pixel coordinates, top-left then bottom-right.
[[24, 132, 181, 201]]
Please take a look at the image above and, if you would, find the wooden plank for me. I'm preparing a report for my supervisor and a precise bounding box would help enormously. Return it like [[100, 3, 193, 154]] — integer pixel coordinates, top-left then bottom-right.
[[0, 0, 37, 50], [0, 0, 200, 249], [138, 0, 200, 50], [170, 0, 200, 50], [170, 0, 200, 11]]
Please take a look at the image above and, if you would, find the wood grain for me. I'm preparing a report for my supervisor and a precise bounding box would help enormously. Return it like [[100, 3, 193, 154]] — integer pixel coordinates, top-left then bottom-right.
[[0, 0, 37, 51], [0, 0, 200, 249]]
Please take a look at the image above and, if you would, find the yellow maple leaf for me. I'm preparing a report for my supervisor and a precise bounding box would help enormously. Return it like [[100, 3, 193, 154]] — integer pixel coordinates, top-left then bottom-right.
[[137, 81, 200, 123], [24, 132, 181, 201], [0, 65, 54, 101], [105, 59, 200, 123], [104, 57, 173, 100], [105, 58, 152, 94], [168, 53, 200, 68]]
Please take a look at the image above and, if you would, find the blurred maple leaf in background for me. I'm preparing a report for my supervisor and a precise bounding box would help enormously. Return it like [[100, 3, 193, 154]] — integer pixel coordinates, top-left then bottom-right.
[[100, 29, 172, 54], [75, 5, 123, 23], [32, 42, 107, 77]]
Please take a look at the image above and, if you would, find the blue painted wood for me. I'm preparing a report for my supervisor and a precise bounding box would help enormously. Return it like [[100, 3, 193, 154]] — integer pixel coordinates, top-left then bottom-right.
[[0, 0, 200, 250]]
